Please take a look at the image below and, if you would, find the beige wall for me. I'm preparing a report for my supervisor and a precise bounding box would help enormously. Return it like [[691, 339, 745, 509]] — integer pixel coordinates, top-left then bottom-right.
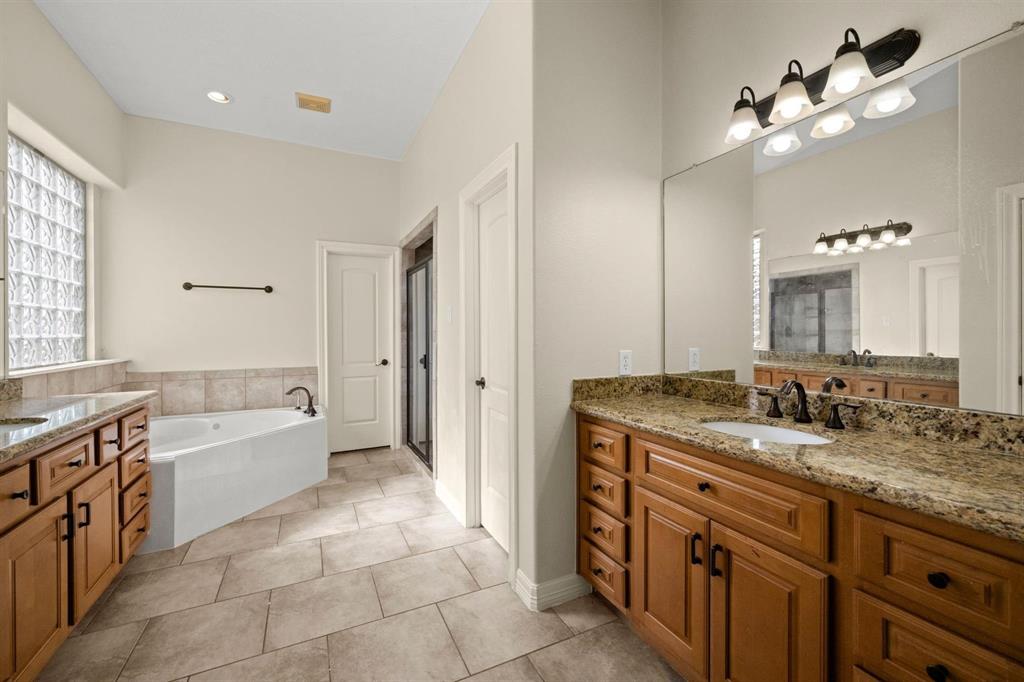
[[99, 116, 399, 371], [662, 1, 1023, 176]]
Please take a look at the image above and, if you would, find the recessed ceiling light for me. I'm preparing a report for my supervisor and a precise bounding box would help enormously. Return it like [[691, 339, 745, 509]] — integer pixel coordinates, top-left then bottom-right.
[[207, 91, 231, 104]]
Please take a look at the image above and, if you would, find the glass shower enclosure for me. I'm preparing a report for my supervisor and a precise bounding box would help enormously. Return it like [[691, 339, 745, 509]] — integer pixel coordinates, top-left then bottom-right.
[[406, 259, 432, 467]]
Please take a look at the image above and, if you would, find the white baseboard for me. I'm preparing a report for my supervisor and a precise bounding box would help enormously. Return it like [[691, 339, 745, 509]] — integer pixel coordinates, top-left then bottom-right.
[[434, 479, 467, 526], [514, 569, 591, 611]]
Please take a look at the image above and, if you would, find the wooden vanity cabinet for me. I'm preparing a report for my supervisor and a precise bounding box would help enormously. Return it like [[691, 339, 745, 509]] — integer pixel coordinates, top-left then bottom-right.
[[753, 366, 958, 407]]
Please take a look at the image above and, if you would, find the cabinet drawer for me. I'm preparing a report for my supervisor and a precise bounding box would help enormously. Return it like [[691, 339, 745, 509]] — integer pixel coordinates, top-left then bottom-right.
[[580, 540, 627, 610], [120, 504, 150, 564], [753, 368, 772, 387], [798, 372, 852, 394], [579, 421, 628, 473], [890, 382, 958, 407], [853, 511, 1024, 650], [579, 501, 627, 564], [772, 371, 797, 388], [120, 472, 152, 523], [121, 408, 150, 449], [856, 380, 887, 399], [633, 438, 829, 560], [852, 590, 1024, 680], [580, 461, 628, 519], [0, 465, 33, 532], [852, 667, 882, 682], [97, 421, 123, 465], [118, 442, 150, 489], [33, 434, 96, 503]]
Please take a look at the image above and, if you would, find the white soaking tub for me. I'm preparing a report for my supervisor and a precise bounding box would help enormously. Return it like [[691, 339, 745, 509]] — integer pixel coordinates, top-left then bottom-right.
[[140, 407, 327, 553]]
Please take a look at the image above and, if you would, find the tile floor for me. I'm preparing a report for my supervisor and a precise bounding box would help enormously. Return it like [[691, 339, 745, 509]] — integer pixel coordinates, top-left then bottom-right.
[[42, 447, 680, 682]]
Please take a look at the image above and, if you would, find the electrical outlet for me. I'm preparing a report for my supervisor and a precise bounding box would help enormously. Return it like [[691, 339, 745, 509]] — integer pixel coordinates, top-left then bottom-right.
[[688, 347, 701, 371], [618, 350, 633, 376]]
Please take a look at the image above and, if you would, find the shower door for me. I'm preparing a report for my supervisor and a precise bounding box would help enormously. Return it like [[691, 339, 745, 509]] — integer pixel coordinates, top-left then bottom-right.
[[406, 259, 432, 468]]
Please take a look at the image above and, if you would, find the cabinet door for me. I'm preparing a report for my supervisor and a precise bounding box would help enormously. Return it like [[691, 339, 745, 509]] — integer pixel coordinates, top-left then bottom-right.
[[71, 464, 120, 622], [709, 523, 828, 682], [632, 487, 709, 679], [0, 498, 70, 681]]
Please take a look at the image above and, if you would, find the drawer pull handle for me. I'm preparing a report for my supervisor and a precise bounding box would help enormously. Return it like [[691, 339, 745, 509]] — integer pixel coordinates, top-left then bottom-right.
[[137, 526, 146, 533], [690, 531, 703, 565], [591, 567, 603, 576], [925, 664, 949, 682], [10, 489, 29, 500], [591, 526, 603, 535], [866, 387, 875, 392], [697, 481, 711, 492], [919, 393, 929, 399], [77, 502, 92, 528], [927, 571, 950, 589], [590, 483, 603, 492], [67, 458, 84, 468], [60, 513, 70, 541], [139, 491, 148, 498], [591, 442, 605, 450], [132, 424, 147, 432], [104, 437, 120, 447], [136, 456, 147, 464], [710, 544, 723, 577]]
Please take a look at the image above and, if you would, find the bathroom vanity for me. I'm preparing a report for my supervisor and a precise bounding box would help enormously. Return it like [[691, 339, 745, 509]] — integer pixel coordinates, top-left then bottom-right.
[[0, 393, 154, 681], [752, 362, 959, 407]]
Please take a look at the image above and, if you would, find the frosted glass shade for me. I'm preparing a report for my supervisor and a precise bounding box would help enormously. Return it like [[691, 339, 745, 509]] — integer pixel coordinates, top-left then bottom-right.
[[863, 78, 916, 118], [725, 105, 763, 145], [823, 49, 877, 101], [763, 130, 802, 157], [769, 79, 813, 124], [811, 105, 856, 139]]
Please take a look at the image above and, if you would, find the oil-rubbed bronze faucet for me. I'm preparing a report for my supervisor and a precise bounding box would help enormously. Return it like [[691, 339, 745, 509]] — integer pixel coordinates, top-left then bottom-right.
[[779, 380, 813, 423], [286, 386, 317, 416], [756, 389, 783, 418]]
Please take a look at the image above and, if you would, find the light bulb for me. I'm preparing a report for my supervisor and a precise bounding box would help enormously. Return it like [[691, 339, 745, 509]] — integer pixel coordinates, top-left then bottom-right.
[[811, 105, 855, 139], [833, 237, 849, 251], [875, 97, 901, 114], [846, 245, 864, 254], [864, 78, 916, 119], [771, 136, 792, 153], [834, 73, 860, 95], [880, 229, 896, 244], [813, 239, 829, 255], [856, 232, 872, 247], [763, 130, 801, 157], [869, 241, 887, 251], [779, 99, 802, 120], [724, 89, 764, 145], [827, 249, 843, 257]]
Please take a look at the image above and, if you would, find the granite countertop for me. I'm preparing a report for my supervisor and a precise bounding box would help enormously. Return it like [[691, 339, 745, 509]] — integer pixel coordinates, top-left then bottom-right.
[[572, 393, 1024, 543], [754, 360, 959, 384], [0, 391, 158, 468]]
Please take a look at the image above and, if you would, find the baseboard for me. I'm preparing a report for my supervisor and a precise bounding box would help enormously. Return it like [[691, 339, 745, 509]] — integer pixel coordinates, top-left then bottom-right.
[[434, 479, 467, 526], [514, 569, 591, 611]]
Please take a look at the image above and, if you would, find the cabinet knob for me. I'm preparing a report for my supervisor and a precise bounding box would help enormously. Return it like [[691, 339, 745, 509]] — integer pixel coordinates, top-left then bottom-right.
[[137, 456, 147, 464], [591, 567, 603, 576], [590, 483, 603, 492], [139, 491, 148, 498], [67, 458, 84, 468], [104, 437, 120, 447], [866, 387, 876, 392], [10, 489, 29, 500], [927, 571, 950, 589], [925, 664, 949, 682], [592, 442, 605, 450], [132, 424, 147, 431], [697, 481, 711, 492], [920, 393, 929, 399], [591, 526, 603, 535]]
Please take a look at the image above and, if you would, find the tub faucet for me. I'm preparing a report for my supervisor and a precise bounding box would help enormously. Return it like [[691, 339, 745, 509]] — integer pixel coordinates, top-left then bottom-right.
[[779, 380, 813, 424], [286, 386, 317, 417]]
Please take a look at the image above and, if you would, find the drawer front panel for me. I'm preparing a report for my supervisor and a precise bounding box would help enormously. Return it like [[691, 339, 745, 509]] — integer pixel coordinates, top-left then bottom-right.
[[891, 382, 958, 407], [34, 435, 97, 503], [121, 409, 150, 449], [97, 422, 123, 464], [120, 504, 151, 564], [579, 501, 627, 563], [0, 465, 33, 532], [120, 473, 152, 524], [633, 438, 828, 560], [853, 511, 1024, 649], [856, 380, 887, 399], [579, 421, 628, 473], [798, 372, 852, 395], [772, 371, 797, 388], [580, 461, 628, 519], [118, 443, 150, 489], [852, 590, 1024, 680], [580, 540, 627, 610]]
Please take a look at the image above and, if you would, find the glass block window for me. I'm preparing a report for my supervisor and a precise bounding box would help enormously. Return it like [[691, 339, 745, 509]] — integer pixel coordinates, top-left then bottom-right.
[[752, 232, 762, 349], [6, 135, 87, 369]]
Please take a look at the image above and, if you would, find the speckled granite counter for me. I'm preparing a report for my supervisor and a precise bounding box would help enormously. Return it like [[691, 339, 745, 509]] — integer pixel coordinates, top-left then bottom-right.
[[0, 391, 157, 468], [753, 360, 958, 384], [572, 393, 1024, 544]]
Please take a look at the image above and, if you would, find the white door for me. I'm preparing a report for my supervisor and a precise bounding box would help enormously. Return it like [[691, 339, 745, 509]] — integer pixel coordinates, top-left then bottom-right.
[[922, 262, 959, 357], [327, 253, 393, 452], [477, 186, 513, 551]]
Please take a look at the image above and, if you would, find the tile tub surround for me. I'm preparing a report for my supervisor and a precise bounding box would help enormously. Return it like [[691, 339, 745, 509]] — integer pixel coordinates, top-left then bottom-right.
[[16, 360, 130, 400], [123, 366, 318, 416], [41, 445, 675, 681]]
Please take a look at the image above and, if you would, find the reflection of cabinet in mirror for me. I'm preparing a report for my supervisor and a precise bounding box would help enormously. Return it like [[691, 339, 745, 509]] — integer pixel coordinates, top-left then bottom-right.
[[753, 364, 959, 407]]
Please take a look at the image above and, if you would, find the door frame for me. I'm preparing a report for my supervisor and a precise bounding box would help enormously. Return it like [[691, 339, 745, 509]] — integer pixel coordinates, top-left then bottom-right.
[[315, 240, 402, 450], [405, 257, 433, 465], [996, 183, 1024, 413], [908, 255, 960, 357], [459, 144, 518, 582]]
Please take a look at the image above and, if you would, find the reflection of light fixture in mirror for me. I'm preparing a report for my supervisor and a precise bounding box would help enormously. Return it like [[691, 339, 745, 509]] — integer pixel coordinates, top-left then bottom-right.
[[869, 241, 888, 250], [847, 245, 864, 254], [827, 248, 844, 257], [813, 233, 829, 254], [725, 86, 764, 144], [763, 130, 802, 156], [823, 28, 878, 101], [813, 220, 912, 256], [896, 235, 912, 247], [863, 77, 916, 118], [769, 60, 814, 124], [855, 229, 872, 248], [811, 105, 856, 139], [833, 229, 850, 251]]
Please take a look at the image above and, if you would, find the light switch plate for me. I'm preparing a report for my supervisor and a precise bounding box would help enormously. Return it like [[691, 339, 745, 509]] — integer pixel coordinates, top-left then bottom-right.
[[688, 347, 700, 371], [618, 350, 632, 376]]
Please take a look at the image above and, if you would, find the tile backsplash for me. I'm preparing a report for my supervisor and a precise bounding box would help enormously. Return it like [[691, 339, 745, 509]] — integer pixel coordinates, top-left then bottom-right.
[[19, 361, 129, 399]]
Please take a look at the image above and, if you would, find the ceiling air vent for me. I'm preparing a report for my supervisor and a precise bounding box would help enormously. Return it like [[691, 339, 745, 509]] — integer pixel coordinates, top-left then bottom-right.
[[295, 92, 331, 114]]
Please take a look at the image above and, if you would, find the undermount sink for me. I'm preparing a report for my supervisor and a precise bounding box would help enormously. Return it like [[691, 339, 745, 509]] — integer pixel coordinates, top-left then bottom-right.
[[0, 417, 48, 434], [702, 421, 832, 445]]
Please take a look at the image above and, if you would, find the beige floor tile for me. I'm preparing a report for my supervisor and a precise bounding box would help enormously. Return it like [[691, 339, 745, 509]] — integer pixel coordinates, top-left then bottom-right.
[[183, 517, 281, 563], [437, 584, 572, 674], [313, 467, 347, 487], [343, 461, 402, 481], [190, 637, 329, 682], [466, 656, 544, 681], [527, 622, 681, 682], [88, 557, 228, 631], [218, 539, 323, 599], [321, 524, 410, 574], [327, 605, 468, 681], [396, 457, 428, 475], [122, 542, 191, 576], [316, 479, 383, 507], [379, 472, 434, 496], [371, 547, 478, 616], [39, 621, 146, 682], [551, 594, 617, 634], [244, 488, 318, 520], [328, 452, 367, 468], [265, 569, 381, 651], [399, 512, 487, 554], [119, 592, 270, 682], [72, 574, 124, 635], [355, 490, 448, 528], [363, 448, 404, 463], [454, 538, 509, 588], [278, 504, 359, 544]]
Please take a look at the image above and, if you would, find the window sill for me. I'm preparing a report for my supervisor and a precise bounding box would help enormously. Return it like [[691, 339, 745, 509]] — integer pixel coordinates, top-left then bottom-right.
[[10, 359, 128, 379]]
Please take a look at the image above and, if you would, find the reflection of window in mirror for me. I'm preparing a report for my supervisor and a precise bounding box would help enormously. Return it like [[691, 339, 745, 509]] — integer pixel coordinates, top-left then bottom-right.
[[751, 231, 763, 349], [769, 269, 858, 353]]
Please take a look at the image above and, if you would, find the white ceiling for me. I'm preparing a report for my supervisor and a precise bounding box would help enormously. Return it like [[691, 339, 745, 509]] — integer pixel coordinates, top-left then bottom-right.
[[35, 0, 490, 160]]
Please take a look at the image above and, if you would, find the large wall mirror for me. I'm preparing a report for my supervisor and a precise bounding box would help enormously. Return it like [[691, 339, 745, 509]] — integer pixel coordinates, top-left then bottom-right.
[[664, 29, 1024, 415]]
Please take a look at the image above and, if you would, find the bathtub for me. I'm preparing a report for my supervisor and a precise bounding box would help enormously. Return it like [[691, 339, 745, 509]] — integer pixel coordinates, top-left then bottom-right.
[[140, 407, 327, 553]]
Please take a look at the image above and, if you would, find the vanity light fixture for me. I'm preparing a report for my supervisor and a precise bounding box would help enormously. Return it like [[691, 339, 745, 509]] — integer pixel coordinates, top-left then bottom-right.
[[896, 235, 912, 247], [832, 229, 850, 251], [769, 60, 814, 124], [863, 77, 916, 118], [813, 233, 829, 255], [724, 86, 764, 144], [207, 91, 232, 104], [813, 221, 912, 255], [822, 28, 878, 101], [869, 241, 888, 251], [880, 222, 897, 244], [811, 104, 856, 139], [855, 230, 872, 248], [847, 244, 864, 254], [763, 129, 802, 157]]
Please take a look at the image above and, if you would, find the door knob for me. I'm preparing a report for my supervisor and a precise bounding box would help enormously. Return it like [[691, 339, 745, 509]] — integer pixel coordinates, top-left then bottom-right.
[[375, 359, 389, 366], [475, 377, 486, 389]]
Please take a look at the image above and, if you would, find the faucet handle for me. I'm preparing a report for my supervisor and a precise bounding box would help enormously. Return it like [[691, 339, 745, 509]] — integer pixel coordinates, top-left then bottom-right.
[[756, 390, 784, 418], [825, 402, 862, 430]]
